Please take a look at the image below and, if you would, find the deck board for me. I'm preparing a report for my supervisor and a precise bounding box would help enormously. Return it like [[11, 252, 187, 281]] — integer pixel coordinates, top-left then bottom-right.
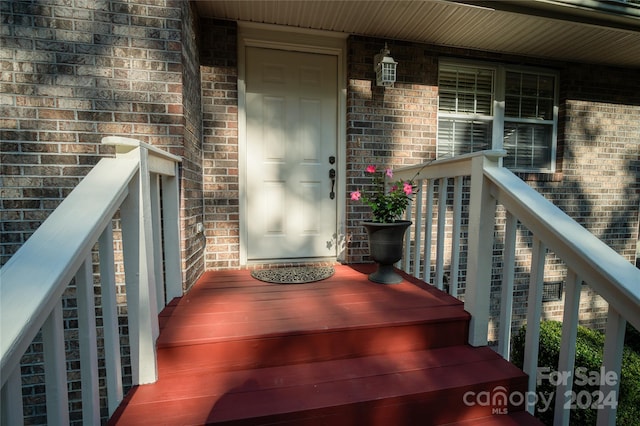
[[157, 264, 467, 348]]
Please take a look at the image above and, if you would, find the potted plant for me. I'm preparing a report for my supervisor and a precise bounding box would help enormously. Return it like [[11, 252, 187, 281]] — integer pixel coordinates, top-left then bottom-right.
[[351, 165, 416, 284]]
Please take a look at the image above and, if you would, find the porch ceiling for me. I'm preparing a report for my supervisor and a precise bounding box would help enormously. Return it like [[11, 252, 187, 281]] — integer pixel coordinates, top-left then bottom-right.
[[194, 0, 640, 68]]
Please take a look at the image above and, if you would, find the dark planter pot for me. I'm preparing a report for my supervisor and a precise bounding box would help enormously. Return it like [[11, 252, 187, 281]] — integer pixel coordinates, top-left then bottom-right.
[[361, 220, 412, 284]]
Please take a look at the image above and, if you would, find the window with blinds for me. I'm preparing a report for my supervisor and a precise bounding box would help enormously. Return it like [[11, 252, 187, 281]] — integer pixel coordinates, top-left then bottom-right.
[[437, 67, 494, 158], [437, 62, 558, 173]]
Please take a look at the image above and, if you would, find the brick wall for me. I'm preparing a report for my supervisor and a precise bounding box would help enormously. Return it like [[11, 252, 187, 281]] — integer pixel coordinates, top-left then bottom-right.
[[0, 0, 188, 261], [344, 36, 639, 342], [0, 0, 202, 423], [179, 0, 205, 290], [513, 63, 640, 337], [199, 19, 240, 270], [556, 64, 639, 262], [346, 37, 439, 263]]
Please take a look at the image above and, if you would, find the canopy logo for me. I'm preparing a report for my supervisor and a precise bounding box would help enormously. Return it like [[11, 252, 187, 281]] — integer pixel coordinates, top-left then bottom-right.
[[463, 367, 619, 415]]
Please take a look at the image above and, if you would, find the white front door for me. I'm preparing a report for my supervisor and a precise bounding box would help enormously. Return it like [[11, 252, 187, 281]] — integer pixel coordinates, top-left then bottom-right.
[[245, 47, 338, 261]]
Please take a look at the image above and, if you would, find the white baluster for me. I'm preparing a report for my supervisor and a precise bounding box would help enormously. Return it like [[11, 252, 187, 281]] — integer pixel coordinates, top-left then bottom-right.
[[162, 168, 183, 301], [76, 257, 100, 424], [449, 176, 463, 297], [1, 366, 24, 426], [42, 303, 69, 425], [435, 178, 447, 290], [99, 224, 123, 415], [424, 180, 435, 282], [403, 196, 413, 273], [412, 179, 424, 279], [554, 270, 581, 426], [523, 237, 546, 414], [597, 306, 626, 426], [498, 212, 517, 360], [150, 173, 165, 313]]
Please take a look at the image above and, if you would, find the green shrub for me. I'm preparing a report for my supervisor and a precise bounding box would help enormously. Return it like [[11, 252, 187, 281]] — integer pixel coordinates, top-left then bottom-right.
[[625, 323, 640, 353], [511, 320, 640, 426]]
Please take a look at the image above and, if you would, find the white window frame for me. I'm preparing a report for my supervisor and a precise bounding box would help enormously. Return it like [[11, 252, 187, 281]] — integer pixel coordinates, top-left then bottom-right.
[[438, 59, 559, 173]]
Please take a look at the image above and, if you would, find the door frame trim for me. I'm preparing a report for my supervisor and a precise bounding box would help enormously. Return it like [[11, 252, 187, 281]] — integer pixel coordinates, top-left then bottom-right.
[[237, 22, 348, 266]]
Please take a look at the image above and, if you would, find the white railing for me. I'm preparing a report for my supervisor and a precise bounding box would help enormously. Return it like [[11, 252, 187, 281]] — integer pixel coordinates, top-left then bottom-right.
[[0, 137, 182, 425], [394, 150, 640, 425]]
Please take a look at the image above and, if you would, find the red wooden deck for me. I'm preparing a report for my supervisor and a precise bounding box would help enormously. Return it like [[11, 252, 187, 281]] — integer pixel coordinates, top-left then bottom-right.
[[108, 264, 542, 425]]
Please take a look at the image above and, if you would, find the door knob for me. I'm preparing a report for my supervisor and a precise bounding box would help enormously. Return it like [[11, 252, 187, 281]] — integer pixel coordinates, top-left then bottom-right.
[[329, 168, 336, 199]]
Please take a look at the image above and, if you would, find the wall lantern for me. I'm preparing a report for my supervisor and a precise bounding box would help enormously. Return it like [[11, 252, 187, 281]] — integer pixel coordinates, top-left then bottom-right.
[[374, 43, 397, 87]]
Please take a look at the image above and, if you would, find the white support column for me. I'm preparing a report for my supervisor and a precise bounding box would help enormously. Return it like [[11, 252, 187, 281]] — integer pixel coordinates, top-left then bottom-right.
[[76, 257, 100, 425], [162, 167, 183, 301], [435, 178, 447, 290], [120, 147, 159, 385], [523, 236, 546, 414], [98, 224, 123, 416], [498, 212, 517, 360], [464, 155, 497, 347], [1, 366, 24, 426], [449, 176, 463, 297], [554, 269, 581, 426], [42, 303, 69, 426], [597, 305, 626, 426]]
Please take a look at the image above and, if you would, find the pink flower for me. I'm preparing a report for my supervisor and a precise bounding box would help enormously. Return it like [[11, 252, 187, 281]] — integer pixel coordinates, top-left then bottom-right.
[[390, 185, 398, 192], [365, 165, 376, 174], [403, 182, 413, 196], [386, 168, 393, 178], [350, 190, 361, 201]]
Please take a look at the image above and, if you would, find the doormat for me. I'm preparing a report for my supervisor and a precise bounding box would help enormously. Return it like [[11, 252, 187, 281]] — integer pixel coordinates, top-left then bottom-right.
[[250, 266, 335, 284]]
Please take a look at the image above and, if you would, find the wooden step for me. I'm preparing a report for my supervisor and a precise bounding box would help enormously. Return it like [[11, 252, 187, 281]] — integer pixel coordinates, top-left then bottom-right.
[[156, 266, 469, 373], [156, 306, 469, 374], [109, 266, 541, 425], [157, 266, 467, 350], [442, 411, 544, 425], [110, 346, 531, 425]]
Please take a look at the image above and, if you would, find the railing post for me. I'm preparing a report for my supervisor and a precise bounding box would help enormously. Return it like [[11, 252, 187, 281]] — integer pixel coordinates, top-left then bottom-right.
[[464, 155, 497, 347], [120, 146, 160, 385]]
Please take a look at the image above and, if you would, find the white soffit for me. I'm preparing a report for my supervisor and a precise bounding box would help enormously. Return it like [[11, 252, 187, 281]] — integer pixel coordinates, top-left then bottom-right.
[[194, 0, 640, 68]]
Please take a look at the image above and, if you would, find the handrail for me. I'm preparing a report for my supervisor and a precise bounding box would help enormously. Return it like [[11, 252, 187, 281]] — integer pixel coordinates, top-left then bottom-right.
[[393, 150, 640, 425], [0, 137, 182, 425], [0, 157, 137, 380], [484, 165, 640, 330], [394, 150, 507, 181]]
